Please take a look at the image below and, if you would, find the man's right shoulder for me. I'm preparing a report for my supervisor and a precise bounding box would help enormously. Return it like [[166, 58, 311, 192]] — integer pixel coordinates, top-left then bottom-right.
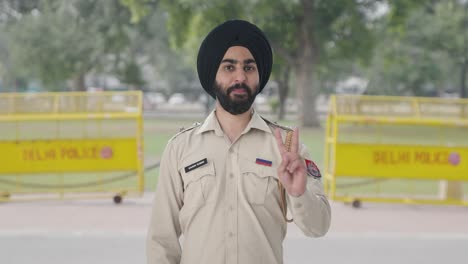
[[168, 122, 202, 142]]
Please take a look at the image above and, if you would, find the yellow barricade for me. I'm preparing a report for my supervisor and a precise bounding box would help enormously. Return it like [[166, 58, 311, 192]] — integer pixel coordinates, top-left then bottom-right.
[[0, 91, 144, 203], [324, 95, 468, 207]]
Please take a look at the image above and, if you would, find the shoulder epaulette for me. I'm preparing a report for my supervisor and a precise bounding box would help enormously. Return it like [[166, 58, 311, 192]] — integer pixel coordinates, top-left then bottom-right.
[[170, 122, 201, 141], [261, 116, 293, 131]]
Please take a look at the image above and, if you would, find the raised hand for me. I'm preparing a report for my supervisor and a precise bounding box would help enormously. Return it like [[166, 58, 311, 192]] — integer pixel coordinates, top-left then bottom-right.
[[274, 128, 307, 197]]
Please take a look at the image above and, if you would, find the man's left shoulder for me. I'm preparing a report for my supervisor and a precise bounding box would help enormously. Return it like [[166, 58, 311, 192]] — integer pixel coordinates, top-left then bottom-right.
[[261, 116, 293, 132]]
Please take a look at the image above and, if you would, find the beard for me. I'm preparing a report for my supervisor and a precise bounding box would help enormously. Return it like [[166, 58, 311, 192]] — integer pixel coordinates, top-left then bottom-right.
[[213, 82, 258, 115]]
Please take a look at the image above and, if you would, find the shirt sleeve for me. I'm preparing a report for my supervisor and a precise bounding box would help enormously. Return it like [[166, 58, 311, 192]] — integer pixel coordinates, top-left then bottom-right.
[[287, 143, 331, 237], [146, 141, 184, 264]]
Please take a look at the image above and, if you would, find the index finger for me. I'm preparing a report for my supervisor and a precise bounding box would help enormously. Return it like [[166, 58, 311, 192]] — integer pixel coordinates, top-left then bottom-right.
[[274, 128, 287, 154], [290, 127, 299, 154]]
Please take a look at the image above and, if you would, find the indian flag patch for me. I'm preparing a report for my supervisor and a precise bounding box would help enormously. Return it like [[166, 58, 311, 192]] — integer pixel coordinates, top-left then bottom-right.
[[256, 158, 272, 167]]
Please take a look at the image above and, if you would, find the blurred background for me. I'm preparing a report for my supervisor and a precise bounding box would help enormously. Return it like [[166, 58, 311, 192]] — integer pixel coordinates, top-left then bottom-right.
[[1, 0, 467, 125], [1, 0, 468, 264]]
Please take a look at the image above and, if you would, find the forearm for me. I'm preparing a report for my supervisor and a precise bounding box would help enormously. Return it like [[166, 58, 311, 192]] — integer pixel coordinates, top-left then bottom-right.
[[146, 143, 183, 263], [146, 187, 183, 264], [288, 179, 331, 237], [146, 214, 182, 264]]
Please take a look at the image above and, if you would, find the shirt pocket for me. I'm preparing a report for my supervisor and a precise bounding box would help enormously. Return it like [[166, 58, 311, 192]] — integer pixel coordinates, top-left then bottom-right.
[[241, 162, 278, 205], [181, 161, 216, 209]]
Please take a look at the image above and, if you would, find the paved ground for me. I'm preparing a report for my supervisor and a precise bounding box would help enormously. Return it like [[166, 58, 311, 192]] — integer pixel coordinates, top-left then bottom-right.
[[1, 193, 468, 264]]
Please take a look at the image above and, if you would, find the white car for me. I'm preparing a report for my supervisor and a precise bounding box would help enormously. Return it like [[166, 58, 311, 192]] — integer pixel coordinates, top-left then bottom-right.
[[255, 94, 268, 105], [146, 92, 166, 104], [168, 93, 186, 105], [144, 92, 166, 110]]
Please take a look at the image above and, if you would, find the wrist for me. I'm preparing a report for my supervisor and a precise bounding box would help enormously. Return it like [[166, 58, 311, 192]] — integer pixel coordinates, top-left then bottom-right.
[[287, 187, 306, 197]]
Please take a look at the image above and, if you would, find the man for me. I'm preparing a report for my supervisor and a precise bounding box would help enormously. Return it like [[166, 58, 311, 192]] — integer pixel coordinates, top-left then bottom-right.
[[147, 20, 331, 264]]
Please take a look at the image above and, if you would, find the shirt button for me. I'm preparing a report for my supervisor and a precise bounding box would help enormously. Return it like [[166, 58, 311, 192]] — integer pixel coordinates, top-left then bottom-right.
[[229, 173, 234, 179], [294, 203, 303, 209], [229, 232, 234, 237]]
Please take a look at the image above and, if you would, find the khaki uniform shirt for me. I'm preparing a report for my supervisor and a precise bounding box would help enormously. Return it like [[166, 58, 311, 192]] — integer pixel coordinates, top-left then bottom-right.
[[147, 110, 331, 264]]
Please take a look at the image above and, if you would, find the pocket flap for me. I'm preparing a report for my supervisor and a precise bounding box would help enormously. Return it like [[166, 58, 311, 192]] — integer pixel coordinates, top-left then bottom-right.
[[181, 161, 215, 188], [240, 161, 277, 179]]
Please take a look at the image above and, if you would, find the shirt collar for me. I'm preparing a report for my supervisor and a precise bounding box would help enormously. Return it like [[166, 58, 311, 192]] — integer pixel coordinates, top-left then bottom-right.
[[244, 110, 272, 134], [196, 109, 272, 136], [196, 110, 224, 136]]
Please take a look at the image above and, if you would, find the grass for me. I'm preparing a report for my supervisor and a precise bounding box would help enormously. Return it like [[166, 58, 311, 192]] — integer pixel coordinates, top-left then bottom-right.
[[333, 178, 468, 198], [1, 116, 467, 201], [142, 117, 328, 190], [143, 118, 194, 191], [336, 123, 468, 145]]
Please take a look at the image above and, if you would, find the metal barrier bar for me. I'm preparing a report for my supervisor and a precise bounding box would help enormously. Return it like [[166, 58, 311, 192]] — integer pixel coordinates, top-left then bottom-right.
[[326, 95, 468, 207], [0, 91, 143, 204]]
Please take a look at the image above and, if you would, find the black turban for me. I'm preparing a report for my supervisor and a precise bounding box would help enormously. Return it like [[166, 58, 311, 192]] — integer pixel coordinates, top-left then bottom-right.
[[197, 20, 273, 98]]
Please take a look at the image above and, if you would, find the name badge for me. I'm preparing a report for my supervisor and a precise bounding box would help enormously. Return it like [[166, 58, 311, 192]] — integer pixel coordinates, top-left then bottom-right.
[[184, 158, 208, 173]]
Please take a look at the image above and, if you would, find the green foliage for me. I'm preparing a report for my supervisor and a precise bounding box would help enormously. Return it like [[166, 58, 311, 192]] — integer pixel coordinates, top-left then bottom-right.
[[403, 1, 466, 64], [162, 0, 246, 65], [2, 0, 465, 101], [158, 0, 386, 126], [160, 0, 379, 69], [7, 2, 95, 88], [119, 0, 157, 24], [119, 60, 145, 88], [133, 7, 198, 93], [268, 97, 280, 114], [365, 0, 467, 96], [2, 0, 197, 93], [0, 0, 40, 23], [4, 0, 151, 90]]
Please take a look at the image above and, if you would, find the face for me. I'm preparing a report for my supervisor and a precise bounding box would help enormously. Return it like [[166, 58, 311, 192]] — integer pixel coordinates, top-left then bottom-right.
[[214, 46, 260, 115]]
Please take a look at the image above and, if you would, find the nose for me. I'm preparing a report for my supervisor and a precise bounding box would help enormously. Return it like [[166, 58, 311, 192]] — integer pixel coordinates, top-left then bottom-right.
[[234, 69, 247, 84]]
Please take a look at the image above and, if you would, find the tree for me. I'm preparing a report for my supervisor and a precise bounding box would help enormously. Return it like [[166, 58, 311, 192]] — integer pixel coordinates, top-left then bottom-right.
[[273, 60, 291, 120], [364, 18, 448, 97], [364, 0, 466, 98], [5, 0, 148, 91], [0, 0, 40, 24], [0, 0, 41, 91], [131, 0, 382, 127], [119, 0, 159, 23], [408, 0, 468, 98], [132, 5, 199, 95]]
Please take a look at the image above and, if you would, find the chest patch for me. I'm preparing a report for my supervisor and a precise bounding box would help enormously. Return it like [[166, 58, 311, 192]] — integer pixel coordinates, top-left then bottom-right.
[[305, 159, 321, 179], [255, 158, 272, 167]]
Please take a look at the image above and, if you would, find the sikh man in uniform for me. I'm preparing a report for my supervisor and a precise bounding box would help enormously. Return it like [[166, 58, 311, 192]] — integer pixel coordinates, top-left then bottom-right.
[[147, 20, 331, 264]]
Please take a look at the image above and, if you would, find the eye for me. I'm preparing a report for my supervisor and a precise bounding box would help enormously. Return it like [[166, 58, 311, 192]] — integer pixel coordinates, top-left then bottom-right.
[[224, 65, 235, 71], [244, 65, 256, 72]]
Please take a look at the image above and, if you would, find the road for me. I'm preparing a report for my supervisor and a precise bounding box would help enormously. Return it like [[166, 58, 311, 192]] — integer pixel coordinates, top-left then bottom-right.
[[1, 194, 468, 264]]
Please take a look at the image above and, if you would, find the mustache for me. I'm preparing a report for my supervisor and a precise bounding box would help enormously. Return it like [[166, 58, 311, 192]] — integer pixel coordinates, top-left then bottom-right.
[[227, 83, 251, 95]]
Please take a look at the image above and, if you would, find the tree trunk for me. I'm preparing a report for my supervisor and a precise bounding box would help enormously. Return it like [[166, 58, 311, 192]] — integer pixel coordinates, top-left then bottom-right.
[[13, 78, 21, 92], [296, 0, 320, 127], [72, 73, 86, 91], [462, 1, 468, 98], [461, 59, 467, 98], [276, 65, 290, 121]]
